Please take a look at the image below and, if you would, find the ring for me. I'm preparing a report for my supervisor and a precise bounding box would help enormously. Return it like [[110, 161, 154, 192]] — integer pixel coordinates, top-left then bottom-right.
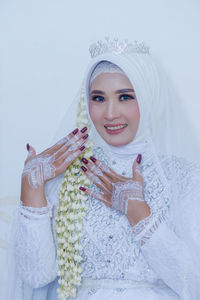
[[135, 165, 142, 176]]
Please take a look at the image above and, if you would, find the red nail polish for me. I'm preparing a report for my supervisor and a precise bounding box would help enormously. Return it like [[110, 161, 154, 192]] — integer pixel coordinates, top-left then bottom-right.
[[26, 143, 30, 151], [90, 156, 96, 163], [80, 146, 85, 151], [79, 186, 86, 191], [81, 157, 88, 164], [72, 128, 79, 135], [82, 134, 88, 140], [136, 154, 142, 164], [81, 126, 87, 133], [81, 166, 87, 172]]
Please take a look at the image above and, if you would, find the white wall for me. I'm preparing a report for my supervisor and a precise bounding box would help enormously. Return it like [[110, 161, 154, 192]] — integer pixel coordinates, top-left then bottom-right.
[[0, 0, 200, 198]]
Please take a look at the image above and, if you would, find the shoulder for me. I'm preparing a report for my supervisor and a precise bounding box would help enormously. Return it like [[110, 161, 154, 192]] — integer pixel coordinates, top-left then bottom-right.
[[159, 154, 200, 194]]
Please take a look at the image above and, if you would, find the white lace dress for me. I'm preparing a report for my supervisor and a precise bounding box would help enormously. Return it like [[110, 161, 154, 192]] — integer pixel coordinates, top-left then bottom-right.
[[12, 146, 200, 300]]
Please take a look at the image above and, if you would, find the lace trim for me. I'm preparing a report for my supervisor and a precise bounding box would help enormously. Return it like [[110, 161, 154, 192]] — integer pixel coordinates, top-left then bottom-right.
[[19, 200, 52, 220], [132, 209, 168, 246], [16, 206, 57, 288]]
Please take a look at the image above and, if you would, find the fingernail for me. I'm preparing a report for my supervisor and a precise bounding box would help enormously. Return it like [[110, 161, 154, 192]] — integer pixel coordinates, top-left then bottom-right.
[[81, 166, 87, 172], [82, 134, 88, 140], [136, 154, 142, 164], [72, 128, 79, 135], [26, 143, 30, 151], [81, 157, 88, 164], [79, 186, 86, 191], [81, 126, 87, 133], [90, 156, 96, 163], [80, 146, 85, 151]]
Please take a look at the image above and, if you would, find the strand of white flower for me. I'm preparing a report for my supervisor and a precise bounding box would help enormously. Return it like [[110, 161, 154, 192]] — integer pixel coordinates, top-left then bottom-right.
[[56, 90, 92, 300], [56, 160, 89, 299]]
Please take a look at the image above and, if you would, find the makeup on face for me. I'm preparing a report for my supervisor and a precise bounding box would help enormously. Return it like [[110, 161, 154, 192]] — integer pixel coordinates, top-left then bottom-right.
[[89, 72, 140, 147]]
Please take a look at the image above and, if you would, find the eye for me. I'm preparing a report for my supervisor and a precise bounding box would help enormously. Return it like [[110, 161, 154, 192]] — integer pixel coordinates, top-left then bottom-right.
[[91, 95, 105, 102], [120, 94, 135, 101]]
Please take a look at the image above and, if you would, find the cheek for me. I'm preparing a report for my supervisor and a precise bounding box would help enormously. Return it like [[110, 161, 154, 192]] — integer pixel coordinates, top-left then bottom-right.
[[89, 102, 102, 127], [124, 101, 140, 126]]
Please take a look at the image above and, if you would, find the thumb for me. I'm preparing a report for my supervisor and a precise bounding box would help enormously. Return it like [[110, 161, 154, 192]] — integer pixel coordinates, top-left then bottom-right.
[[132, 154, 143, 183], [25, 143, 36, 164]]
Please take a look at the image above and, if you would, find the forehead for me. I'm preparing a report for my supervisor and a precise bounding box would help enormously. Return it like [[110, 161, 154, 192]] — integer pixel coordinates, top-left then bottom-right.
[[90, 72, 133, 91]]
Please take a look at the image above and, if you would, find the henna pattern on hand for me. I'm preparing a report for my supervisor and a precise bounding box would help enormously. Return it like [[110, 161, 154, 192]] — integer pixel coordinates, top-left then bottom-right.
[[111, 180, 144, 215]]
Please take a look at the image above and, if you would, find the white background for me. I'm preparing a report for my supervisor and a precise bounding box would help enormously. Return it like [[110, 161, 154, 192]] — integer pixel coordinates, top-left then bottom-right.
[[0, 0, 200, 198]]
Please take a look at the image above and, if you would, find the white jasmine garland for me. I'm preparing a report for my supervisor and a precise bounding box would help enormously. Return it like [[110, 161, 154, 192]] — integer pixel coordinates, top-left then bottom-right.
[[55, 88, 93, 300]]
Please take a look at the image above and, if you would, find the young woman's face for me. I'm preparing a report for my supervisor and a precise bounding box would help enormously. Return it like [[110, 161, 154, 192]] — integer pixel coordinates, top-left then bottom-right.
[[89, 72, 140, 146]]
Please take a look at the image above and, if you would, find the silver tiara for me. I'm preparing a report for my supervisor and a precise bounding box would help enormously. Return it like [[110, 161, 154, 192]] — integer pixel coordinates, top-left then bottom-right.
[[89, 37, 150, 58]]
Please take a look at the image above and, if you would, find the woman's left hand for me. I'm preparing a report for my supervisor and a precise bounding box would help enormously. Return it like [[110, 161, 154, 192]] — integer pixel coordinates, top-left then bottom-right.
[[80, 154, 151, 227]]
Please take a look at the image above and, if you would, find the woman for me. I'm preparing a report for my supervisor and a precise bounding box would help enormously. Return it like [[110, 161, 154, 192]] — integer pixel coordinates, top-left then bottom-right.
[[8, 38, 200, 300]]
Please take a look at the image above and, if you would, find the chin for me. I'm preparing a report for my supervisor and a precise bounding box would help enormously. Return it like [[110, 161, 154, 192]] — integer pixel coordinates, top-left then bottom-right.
[[104, 137, 133, 147], [97, 128, 135, 147]]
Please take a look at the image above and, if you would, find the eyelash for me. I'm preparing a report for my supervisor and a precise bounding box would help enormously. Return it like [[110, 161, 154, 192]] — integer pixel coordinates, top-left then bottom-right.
[[91, 94, 135, 102]]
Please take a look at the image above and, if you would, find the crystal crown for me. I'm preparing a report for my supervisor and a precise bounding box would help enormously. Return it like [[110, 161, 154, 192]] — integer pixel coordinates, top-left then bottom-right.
[[89, 37, 150, 58]]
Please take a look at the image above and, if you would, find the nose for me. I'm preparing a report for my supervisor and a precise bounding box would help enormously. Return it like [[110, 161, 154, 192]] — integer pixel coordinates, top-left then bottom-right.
[[104, 99, 120, 121]]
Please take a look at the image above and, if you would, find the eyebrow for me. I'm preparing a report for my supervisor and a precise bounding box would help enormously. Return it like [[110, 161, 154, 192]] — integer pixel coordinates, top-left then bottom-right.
[[90, 88, 135, 95], [115, 88, 135, 94]]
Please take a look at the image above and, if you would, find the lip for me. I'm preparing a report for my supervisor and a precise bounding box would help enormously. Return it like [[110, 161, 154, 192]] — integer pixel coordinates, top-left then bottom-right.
[[104, 123, 128, 135], [104, 123, 126, 128]]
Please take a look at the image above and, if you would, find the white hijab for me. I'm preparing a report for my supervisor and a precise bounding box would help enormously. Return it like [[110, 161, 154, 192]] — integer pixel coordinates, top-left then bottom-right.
[[84, 49, 165, 164], [83, 49, 200, 163], [52, 39, 200, 163], [85, 59, 148, 160]]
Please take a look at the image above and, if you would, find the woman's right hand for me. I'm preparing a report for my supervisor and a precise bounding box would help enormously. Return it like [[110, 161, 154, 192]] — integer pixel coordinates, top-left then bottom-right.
[[22, 126, 88, 189]]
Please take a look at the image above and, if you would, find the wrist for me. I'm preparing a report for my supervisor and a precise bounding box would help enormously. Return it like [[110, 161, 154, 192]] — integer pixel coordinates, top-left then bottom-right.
[[127, 205, 151, 227], [21, 175, 47, 208], [21, 174, 45, 190]]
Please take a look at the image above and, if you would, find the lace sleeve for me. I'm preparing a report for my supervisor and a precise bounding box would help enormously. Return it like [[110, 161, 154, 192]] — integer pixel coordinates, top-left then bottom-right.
[[132, 209, 167, 247], [140, 219, 200, 299], [15, 202, 57, 288], [19, 200, 52, 219], [132, 158, 200, 299]]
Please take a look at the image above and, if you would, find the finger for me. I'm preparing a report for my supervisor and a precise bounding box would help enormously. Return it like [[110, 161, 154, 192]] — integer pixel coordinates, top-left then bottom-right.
[[56, 126, 88, 154], [132, 154, 143, 184], [79, 187, 112, 208], [89, 156, 127, 182], [81, 157, 113, 191], [27, 145, 36, 157], [40, 126, 88, 157], [81, 165, 103, 186], [59, 145, 86, 170], [24, 144, 36, 165], [58, 127, 87, 149], [66, 134, 88, 152], [80, 165, 113, 196], [39, 128, 80, 157], [55, 133, 88, 160]]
